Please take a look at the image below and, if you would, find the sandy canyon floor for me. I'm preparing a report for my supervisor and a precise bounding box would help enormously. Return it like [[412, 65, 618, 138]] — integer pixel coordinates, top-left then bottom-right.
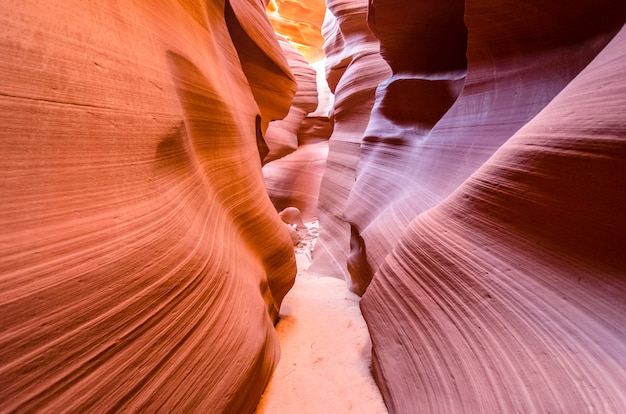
[[255, 221, 388, 413]]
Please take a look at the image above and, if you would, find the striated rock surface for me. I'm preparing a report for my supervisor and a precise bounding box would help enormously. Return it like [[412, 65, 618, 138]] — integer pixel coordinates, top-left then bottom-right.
[[263, 116, 332, 220], [346, 0, 626, 294], [262, 38, 318, 164], [362, 23, 626, 412], [344, 0, 467, 294], [262, 0, 331, 220], [266, 0, 327, 62], [309, 0, 391, 280], [260, 33, 329, 220], [0, 1, 296, 412]]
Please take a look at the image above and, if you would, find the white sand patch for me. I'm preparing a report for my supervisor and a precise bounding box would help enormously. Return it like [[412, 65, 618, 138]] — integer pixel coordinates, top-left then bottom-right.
[[256, 221, 388, 413]]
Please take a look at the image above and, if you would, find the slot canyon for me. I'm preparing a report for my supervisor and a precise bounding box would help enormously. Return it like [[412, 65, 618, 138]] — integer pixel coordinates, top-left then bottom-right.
[[1, 0, 625, 412]]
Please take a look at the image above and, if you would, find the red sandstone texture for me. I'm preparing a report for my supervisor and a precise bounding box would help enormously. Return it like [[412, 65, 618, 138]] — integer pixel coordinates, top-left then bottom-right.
[[323, 0, 626, 411], [262, 37, 318, 164], [309, 0, 391, 280], [266, 0, 326, 62], [261, 26, 330, 220], [3, 0, 625, 412], [262, 0, 331, 221], [263, 116, 332, 220], [0, 1, 296, 412]]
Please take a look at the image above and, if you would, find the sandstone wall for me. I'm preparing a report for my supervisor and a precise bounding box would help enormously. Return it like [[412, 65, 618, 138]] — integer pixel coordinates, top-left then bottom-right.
[[347, 0, 625, 294], [362, 23, 626, 412], [309, 0, 391, 280], [0, 1, 296, 412], [331, 0, 626, 411], [262, 0, 330, 220], [264, 116, 332, 220], [266, 0, 327, 62], [262, 38, 318, 164]]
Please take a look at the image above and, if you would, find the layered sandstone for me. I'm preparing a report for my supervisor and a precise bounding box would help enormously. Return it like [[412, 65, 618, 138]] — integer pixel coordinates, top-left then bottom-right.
[[346, 0, 626, 293], [264, 116, 332, 220], [266, 0, 326, 62], [362, 23, 626, 412], [3, 0, 624, 412], [262, 0, 331, 220], [0, 1, 296, 412], [309, 0, 391, 280], [345, 0, 467, 294], [341, 0, 626, 411], [262, 38, 318, 164]]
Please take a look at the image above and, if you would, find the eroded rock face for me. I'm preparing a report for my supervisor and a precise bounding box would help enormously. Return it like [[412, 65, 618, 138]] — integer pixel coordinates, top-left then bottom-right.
[[309, 0, 391, 280], [263, 116, 332, 220], [262, 38, 318, 164], [261, 0, 331, 220], [346, 0, 626, 294], [266, 0, 327, 62], [345, 0, 468, 294], [0, 1, 296, 412], [362, 23, 626, 412], [335, 0, 626, 411]]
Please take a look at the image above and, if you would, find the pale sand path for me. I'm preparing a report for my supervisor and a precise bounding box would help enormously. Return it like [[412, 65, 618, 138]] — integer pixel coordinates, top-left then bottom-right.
[[256, 222, 388, 413]]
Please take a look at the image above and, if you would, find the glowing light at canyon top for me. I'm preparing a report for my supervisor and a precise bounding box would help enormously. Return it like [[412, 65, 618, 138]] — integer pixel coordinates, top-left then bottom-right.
[[266, 0, 326, 62]]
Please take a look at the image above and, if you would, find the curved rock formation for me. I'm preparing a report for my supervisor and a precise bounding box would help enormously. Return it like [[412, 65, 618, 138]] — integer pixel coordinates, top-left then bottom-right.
[[278, 207, 307, 230], [362, 23, 626, 412], [261, 0, 330, 220], [344, 0, 467, 294], [309, 0, 391, 279], [263, 116, 332, 220], [262, 38, 318, 164], [266, 0, 327, 62], [0, 1, 296, 412], [345, 0, 626, 294]]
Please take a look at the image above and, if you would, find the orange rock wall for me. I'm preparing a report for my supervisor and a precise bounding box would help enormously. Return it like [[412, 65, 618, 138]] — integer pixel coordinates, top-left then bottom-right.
[[0, 1, 296, 412], [262, 38, 318, 164], [264, 116, 332, 221], [266, 0, 326, 62], [262, 0, 330, 220]]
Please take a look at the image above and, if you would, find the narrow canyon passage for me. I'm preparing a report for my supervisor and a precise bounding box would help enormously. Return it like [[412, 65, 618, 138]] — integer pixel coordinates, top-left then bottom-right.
[[255, 223, 387, 413], [1, 1, 625, 412]]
